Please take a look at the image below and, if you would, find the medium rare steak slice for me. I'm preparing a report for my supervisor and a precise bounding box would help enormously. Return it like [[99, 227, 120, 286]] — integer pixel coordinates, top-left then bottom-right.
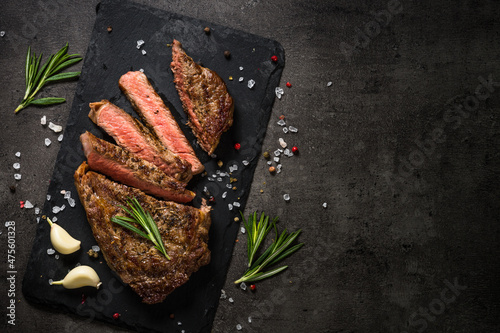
[[88, 100, 192, 182], [170, 39, 234, 155], [74, 162, 211, 304], [119, 71, 205, 174], [80, 131, 195, 203]]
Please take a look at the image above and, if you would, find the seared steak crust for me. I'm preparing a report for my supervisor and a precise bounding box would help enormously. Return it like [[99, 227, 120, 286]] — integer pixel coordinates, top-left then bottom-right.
[[88, 100, 192, 182], [74, 162, 211, 304], [119, 71, 205, 174], [171, 39, 234, 155], [81, 131, 195, 203]]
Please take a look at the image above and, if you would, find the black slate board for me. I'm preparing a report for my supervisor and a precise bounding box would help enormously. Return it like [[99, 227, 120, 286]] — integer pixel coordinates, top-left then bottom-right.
[[22, 0, 284, 332]]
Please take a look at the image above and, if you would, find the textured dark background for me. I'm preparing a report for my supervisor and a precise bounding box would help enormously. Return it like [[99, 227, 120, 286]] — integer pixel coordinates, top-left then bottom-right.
[[1, 1, 500, 332]]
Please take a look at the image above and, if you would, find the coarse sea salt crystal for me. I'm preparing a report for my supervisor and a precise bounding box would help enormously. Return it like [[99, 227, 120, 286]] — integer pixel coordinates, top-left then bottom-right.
[[47, 194, 51, 201], [279, 138, 287, 148], [177, 321, 182, 326], [48, 122, 63, 133], [55, 254, 59, 259], [139, 68, 144, 72], [283, 193, 290, 201], [275, 87, 284, 99], [284, 148, 292, 157], [217, 177, 223, 182], [52, 216, 58, 222], [41, 115, 47, 125], [289, 126, 298, 133], [14, 174, 21, 180], [92, 245, 100, 252], [267, 160, 272, 165], [247, 79, 255, 89], [240, 226, 245, 234], [239, 66, 243, 71], [64, 191, 71, 199], [13, 162, 20, 170], [283, 127, 289, 134], [58, 134, 64, 142], [248, 317, 252, 323], [35, 207, 40, 215], [222, 191, 227, 199], [274, 157, 280, 163], [36, 217, 40, 223], [220, 289, 227, 299], [48, 279, 53, 285], [236, 324, 242, 331], [24, 200, 34, 209], [136, 39, 144, 49], [0, 31, 5, 37], [228, 297, 234, 303], [52, 206, 61, 214], [60, 204, 66, 211], [274, 149, 282, 157], [67, 197, 76, 207], [239, 77, 244, 82], [15, 152, 21, 158], [141, 49, 147, 55], [45, 138, 51, 147], [242, 160, 249, 166], [276, 164, 282, 173], [47, 248, 55, 255], [228, 203, 233, 211], [233, 202, 241, 208], [327, 81, 333, 87], [323, 202, 328, 208], [240, 282, 247, 290], [277, 119, 286, 126], [226, 183, 232, 189]]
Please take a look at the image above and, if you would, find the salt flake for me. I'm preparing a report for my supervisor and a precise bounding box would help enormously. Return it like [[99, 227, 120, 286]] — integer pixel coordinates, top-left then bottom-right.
[[41, 115, 47, 125], [47, 248, 55, 255], [45, 138, 52, 147], [247, 79, 255, 89], [48, 122, 63, 133], [13, 162, 20, 170], [283, 193, 290, 202], [275, 87, 284, 99], [289, 126, 298, 133], [14, 174, 21, 180], [24, 200, 34, 209], [277, 119, 286, 126], [15, 152, 21, 158], [141, 49, 147, 55], [136, 40, 145, 49]]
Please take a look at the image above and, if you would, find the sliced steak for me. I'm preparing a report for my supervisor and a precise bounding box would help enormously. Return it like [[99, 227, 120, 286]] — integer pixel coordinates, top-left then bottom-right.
[[88, 100, 192, 182], [170, 39, 234, 155], [119, 71, 205, 174], [81, 131, 195, 203], [74, 162, 211, 304]]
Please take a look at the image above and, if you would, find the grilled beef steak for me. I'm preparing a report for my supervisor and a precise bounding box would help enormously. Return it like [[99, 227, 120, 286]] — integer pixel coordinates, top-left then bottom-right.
[[170, 39, 234, 155], [74, 162, 211, 304], [119, 71, 205, 174], [81, 131, 195, 203], [88, 100, 192, 182]]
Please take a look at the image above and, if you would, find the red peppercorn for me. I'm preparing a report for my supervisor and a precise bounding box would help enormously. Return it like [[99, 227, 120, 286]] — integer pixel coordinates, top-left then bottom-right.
[[113, 313, 120, 319], [279, 115, 285, 120], [250, 284, 256, 291], [209, 196, 215, 203], [234, 143, 241, 150], [291, 146, 298, 153], [286, 82, 292, 88], [271, 55, 278, 62], [20, 201, 25, 208]]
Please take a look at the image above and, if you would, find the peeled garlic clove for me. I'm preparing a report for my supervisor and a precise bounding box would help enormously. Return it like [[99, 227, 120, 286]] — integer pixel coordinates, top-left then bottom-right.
[[47, 217, 81, 254], [51, 265, 102, 289]]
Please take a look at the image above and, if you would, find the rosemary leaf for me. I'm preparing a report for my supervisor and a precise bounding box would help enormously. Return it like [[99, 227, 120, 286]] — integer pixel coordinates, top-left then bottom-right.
[[111, 197, 170, 260], [234, 211, 303, 285], [15, 43, 82, 113]]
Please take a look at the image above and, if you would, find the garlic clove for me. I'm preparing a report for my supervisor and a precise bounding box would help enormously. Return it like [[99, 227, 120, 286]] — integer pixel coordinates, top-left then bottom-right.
[[47, 217, 81, 254], [51, 265, 102, 289]]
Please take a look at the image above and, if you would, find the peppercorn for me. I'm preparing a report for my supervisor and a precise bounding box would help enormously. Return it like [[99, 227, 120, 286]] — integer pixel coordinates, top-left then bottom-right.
[[107, 26, 113, 33], [271, 55, 278, 62], [269, 166, 276, 173], [263, 151, 270, 159], [113, 313, 120, 319], [224, 50, 231, 59], [292, 146, 298, 153], [250, 284, 256, 291], [234, 143, 241, 150], [204, 27, 211, 34], [286, 82, 292, 88], [9, 185, 16, 193]]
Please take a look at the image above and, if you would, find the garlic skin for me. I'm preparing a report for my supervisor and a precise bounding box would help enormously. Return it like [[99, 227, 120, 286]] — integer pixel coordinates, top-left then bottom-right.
[[52, 265, 102, 289], [47, 217, 81, 254]]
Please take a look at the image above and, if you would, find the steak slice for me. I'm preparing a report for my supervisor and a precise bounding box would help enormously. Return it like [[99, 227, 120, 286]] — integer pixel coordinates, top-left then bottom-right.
[[88, 100, 192, 182], [74, 162, 211, 304], [170, 39, 234, 155], [119, 71, 205, 175], [80, 131, 195, 203]]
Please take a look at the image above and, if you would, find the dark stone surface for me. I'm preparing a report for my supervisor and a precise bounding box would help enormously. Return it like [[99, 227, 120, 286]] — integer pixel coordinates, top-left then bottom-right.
[[1, 0, 500, 332]]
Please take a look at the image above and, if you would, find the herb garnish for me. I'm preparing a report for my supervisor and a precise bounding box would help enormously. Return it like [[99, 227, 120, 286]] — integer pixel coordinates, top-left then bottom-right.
[[111, 197, 170, 260], [15, 43, 82, 113], [234, 212, 303, 284]]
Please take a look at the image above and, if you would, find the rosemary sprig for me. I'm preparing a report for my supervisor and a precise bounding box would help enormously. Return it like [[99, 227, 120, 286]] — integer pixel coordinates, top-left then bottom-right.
[[234, 212, 303, 284], [14, 43, 82, 113], [111, 197, 170, 260]]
